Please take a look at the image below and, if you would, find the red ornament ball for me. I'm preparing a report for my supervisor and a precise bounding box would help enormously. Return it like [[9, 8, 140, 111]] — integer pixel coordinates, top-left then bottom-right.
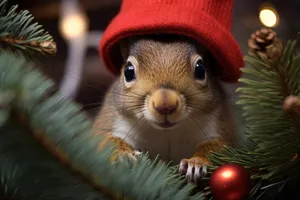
[[209, 164, 250, 200]]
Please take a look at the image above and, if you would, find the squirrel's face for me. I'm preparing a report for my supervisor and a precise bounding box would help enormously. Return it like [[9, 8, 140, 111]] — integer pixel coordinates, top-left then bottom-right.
[[117, 36, 222, 130]]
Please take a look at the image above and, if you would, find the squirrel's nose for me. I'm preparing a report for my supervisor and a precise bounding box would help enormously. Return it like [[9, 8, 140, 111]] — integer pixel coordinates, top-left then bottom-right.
[[151, 89, 179, 115], [153, 101, 178, 115]]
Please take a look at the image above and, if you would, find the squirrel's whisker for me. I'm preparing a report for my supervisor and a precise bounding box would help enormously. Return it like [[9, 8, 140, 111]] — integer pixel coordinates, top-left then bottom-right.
[[122, 115, 146, 141], [82, 100, 144, 108], [90, 104, 144, 117], [64, 72, 143, 98], [186, 115, 211, 144], [94, 109, 145, 135]]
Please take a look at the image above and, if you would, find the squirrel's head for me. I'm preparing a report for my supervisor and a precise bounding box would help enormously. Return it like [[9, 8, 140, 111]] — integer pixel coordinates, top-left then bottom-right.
[[115, 34, 225, 130]]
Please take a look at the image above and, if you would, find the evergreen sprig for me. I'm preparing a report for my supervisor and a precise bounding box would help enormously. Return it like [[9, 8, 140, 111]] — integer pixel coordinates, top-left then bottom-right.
[[0, 119, 111, 200], [0, 51, 207, 200], [206, 33, 300, 199], [0, 0, 56, 60]]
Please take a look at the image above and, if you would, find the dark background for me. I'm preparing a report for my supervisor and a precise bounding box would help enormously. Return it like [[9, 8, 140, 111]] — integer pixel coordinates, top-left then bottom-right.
[[7, 0, 300, 116]]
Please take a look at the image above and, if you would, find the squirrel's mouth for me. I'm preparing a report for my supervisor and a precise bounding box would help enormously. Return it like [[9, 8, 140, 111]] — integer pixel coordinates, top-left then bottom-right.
[[155, 120, 177, 129]]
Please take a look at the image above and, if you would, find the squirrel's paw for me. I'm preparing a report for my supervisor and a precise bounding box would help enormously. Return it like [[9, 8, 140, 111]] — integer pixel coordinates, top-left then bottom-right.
[[112, 150, 142, 163], [179, 157, 208, 185], [128, 150, 142, 161]]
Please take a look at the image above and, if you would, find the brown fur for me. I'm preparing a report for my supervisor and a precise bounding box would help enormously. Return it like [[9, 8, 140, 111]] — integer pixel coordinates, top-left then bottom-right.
[[93, 35, 237, 175]]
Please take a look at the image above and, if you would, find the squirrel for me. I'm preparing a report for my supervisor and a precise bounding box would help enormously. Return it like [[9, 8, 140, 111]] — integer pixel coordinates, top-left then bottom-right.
[[93, 34, 238, 184]]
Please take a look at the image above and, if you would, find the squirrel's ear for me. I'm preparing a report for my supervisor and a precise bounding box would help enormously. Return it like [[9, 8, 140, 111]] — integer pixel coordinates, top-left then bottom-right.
[[120, 39, 130, 60]]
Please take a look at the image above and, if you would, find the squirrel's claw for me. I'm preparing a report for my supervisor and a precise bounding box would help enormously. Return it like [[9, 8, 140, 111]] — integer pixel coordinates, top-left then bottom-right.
[[110, 149, 142, 163], [128, 150, 142, 161], [179, 157, 207, 185]]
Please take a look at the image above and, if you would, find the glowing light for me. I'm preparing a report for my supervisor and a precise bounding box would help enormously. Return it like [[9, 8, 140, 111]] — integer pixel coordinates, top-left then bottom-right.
[[259, 7, 279, 27], [222, 170, 233, 178], [59, 12, 88, 40]]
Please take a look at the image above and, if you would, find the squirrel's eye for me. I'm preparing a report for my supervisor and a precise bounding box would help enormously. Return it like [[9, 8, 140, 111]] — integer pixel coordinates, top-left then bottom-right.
[[124, 62, 136, 82], [194, 59, 205, 80]]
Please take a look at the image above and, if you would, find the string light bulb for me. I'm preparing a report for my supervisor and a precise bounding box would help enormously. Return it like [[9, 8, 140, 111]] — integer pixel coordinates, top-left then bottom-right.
[[60, 12, 88, 39], [59, 1, 88, 40], [259, 3, 279, 28]]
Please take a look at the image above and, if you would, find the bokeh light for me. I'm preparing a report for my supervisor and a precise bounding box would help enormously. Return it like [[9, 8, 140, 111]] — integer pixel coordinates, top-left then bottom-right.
[[259, 5, 279, 28], [60, 12, 88, 40]]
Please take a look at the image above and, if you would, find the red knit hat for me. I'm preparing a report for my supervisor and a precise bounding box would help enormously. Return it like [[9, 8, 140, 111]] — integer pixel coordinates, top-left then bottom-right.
[[99, 0, 244, 82]]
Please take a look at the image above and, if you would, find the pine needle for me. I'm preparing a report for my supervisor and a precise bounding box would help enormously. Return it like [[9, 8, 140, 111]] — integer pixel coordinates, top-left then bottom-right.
[[0, 0, 56, 61]]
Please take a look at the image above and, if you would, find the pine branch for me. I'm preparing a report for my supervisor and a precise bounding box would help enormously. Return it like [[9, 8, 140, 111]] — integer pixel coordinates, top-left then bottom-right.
[[236, 37, 300, 197], [0, 0, 56, 61], [0, 51, 207, 200], [205, 31, 300, 199], [0, 118, 110, 200]]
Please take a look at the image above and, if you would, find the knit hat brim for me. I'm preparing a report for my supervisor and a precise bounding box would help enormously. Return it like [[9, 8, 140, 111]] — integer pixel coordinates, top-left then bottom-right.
[[99, 4, 244, 82]]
